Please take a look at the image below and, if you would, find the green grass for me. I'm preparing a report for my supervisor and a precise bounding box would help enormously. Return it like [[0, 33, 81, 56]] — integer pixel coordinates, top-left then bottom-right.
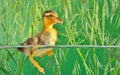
[[0, 0, 120, 75]]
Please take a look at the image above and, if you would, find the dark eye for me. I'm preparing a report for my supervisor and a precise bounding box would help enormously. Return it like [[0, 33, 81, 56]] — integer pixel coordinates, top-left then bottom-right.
[[49, 14, 52, 17]]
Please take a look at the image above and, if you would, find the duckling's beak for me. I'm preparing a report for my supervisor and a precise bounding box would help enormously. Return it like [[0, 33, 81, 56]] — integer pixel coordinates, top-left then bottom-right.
[[55, 17, 63, 24]]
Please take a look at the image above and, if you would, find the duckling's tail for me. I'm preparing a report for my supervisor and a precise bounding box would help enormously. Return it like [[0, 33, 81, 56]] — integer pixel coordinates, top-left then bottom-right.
[[17, 44, 24, 52]]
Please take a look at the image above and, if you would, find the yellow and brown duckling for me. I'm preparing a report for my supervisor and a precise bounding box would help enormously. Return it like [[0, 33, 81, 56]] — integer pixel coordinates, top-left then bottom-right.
[[17, 10, 63, 74]]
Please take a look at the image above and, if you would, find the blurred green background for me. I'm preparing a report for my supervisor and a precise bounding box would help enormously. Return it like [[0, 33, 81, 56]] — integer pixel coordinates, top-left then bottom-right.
[[0, 0, 120, 75]]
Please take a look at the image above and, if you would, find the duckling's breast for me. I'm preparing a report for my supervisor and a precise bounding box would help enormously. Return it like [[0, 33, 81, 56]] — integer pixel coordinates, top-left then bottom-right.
[[40, 29, 57, 45]]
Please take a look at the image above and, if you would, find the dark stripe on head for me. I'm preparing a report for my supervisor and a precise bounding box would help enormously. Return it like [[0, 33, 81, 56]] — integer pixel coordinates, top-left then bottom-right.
[[43, 10, 55, 17]]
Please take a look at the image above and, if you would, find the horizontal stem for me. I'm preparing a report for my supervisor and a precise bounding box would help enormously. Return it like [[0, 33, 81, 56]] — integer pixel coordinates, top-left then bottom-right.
[[0, 45, 120, 49]]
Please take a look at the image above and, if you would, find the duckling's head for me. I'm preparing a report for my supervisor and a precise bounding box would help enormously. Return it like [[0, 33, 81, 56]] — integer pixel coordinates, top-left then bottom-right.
[[43, 10, 63, 27]]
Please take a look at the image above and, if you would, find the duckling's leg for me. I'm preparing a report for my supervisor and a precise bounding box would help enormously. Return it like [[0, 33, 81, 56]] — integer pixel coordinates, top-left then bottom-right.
[[29, 55, 45, 74], [32, 49, 53, 57], [47, 50, 53, 56]]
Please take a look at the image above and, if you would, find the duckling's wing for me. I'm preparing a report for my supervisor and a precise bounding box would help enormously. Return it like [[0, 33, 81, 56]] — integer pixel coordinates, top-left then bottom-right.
[[17, 36, 42, 50]]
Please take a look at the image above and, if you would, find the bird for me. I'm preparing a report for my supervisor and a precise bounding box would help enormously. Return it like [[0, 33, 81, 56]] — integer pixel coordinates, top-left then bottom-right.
[[17, 10, 63, 74]]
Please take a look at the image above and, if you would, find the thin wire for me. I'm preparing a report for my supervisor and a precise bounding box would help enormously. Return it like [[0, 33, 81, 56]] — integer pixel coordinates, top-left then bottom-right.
[[0, 45, 120, 49]]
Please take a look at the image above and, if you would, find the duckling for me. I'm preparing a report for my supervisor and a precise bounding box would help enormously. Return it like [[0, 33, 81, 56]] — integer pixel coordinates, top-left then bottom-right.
[[17, 10, 63, 74]]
